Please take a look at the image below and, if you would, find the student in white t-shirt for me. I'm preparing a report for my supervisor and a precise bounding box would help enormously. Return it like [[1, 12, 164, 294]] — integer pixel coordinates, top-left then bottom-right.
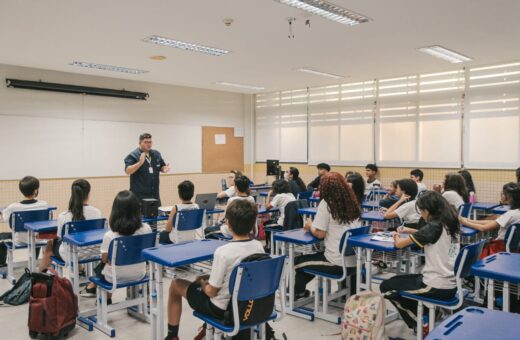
[[381, 191, 460, 331], [216, 170, 243, 199], [294, 172, 362, 299], [159, 180, 199, 244], [441, 173, 468, 210], [364, 163, 381, 196], [410, 169, 427, 193], [219, 175, 255, 237], [83, 190, 152, 301], [383, 178, 421, 228], [461, 182, 520, 244], [266, 179, 296, 226], [164, 199, 264, 340], [39, 179, 101, 272]]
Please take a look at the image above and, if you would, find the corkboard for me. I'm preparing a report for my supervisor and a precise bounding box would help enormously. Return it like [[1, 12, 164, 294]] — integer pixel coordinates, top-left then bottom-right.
[[202, 127, 244, 173]]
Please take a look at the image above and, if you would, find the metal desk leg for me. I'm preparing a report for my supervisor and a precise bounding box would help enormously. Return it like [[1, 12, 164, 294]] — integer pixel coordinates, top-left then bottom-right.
[[366, 249, 373, 291], [487, 279, 494, 310], [156, 263, 165, 340], [28, 230, 36, 272], [72, 245, 80, 296], [503, 282, 509, 312], [149, 263, 157, 340], [356, 247, 363, 294], [288, 244, 295, 312]]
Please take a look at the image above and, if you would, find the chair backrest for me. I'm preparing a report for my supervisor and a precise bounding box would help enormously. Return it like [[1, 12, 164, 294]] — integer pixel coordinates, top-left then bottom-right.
[[296, 191, 312, 200], [229, 255, 285, 301], [339, 225, 371, 257], [458, 203, 473, 218], [505, 223, 520, 252], [9, 209, 52, 232], [282, 199, 310, 230], [174, 208, 205, 231], [454, 240, 485, 279], [62, 218, 106, 237], [108, 232, 157, 266]]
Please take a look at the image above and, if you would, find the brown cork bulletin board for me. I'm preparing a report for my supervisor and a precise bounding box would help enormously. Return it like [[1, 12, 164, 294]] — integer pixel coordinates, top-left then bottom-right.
[[202, 126, 244, 173]]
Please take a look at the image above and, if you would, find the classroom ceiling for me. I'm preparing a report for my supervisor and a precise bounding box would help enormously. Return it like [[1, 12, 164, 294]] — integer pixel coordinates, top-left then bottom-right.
[[1, 0, 520, 94]]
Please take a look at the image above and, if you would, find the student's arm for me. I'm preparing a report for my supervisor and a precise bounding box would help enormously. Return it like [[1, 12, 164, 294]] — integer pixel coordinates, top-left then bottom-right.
[[460, 217, 499, 232], [164, 206, 178, 232], [265, 191, 274, 210], [408, 222, 443, 249], [393, 233, 414, 248], [207, 249, 226, 298], [101, 253, 109, 264], [158, 152, 170, 173], [384, 195, 409, 219], [304, 203, 328, 239], [100, 233, 111, 264], [397, 226, 418, 234], [201, 280, 220, 298], [217, 191, 227, 199], [125, 153, 146, 175]]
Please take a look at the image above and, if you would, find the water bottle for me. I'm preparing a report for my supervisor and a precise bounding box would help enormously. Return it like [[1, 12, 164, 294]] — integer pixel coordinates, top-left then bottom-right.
[[469, 191, 476, 204], [221, 178, 227, 191]]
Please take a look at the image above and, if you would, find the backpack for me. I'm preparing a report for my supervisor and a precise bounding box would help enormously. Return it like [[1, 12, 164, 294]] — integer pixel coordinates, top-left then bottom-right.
[[0, 268, 32, 306], [28, 268, 78, 339], [341, 291, 387, 340]]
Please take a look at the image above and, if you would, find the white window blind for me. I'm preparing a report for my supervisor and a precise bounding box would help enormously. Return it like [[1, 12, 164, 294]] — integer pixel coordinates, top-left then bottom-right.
[[464, 62, 520, 168], [255, 89, 308, 162]]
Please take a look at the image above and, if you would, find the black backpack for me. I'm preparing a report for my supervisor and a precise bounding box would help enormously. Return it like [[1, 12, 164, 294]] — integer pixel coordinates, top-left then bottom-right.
[[0, 269, 32, 306]]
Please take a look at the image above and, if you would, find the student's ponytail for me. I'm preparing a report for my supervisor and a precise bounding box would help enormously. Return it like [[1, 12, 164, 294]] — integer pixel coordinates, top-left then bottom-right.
[[68, 179, 91, 221]]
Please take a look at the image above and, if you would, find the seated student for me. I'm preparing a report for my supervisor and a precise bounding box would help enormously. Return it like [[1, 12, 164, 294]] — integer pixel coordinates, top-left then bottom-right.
[[380, 191, 460, 333], [383, 179, 421, 228], [287, 167, 307, 197], [346, 172, 365, 207], [441, 173, 468, 210], [266, 179, 296, 226], [294, 172, 361, 299], [216, 170, 243, 199], [159, 180, 199, 244], [410, 169, 427, 194], [83, 190, 153, 299], [458, 169, 476, 198], [460, 182, 520, 249], [364, 163, 381, 196], [39, 179, 101, 272], [165, 200, 264, 340], [380, 180, 399, 209], [306, 163, 330, 191]]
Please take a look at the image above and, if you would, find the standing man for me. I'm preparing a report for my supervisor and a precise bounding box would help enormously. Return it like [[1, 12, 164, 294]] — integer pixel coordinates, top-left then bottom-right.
[[124, 133, 170, 205]]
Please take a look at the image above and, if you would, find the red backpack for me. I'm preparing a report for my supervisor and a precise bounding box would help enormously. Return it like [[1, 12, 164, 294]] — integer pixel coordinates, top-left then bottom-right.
[[28, 268, 78, 339]]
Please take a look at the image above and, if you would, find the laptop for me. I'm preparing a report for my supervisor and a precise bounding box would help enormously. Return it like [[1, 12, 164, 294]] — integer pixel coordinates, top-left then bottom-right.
[[195, 193, 218, 211]]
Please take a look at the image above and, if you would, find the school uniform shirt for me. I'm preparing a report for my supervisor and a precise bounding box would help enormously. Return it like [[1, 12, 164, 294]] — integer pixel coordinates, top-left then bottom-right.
[[270, 193, 296, 226], [395, 200, 421, 225], [289, 180, 305, 197], [417, 182, 427, 193], [168, 203, 200, 243], [208, 239, 265, 310], [307, 176, 321, 191], [220, 196, 256, 236], [56, 205, 102, 260], [442, 190, 465, 210], [101, 223, 153, 284], [223, 186, 236, 198], [364, 178, 381, 195], [2, 199, 49, 244], [124, 148, 166, 202], [312, 200, 362, 267], [409, 222, 460, 289], [495, 208, 520, 240]]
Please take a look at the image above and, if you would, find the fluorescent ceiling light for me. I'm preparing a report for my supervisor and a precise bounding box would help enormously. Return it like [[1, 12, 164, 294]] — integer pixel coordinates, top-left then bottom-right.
[[298, 67, 344, 79], [143, 35, 229, 56], [418, 46, 472, 64], [215, 81, 265, 91], [273, 0, 369, 26], [70, 61, 148, 74]]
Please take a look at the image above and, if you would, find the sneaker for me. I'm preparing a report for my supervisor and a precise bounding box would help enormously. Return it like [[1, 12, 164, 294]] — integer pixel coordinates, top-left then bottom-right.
[[193, 323, 206, 340], [80, 286, 96, 298]]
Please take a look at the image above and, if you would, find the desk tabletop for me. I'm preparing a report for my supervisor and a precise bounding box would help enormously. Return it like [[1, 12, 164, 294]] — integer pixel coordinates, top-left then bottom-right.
[[142, 239, 228, 267], [348, 233, 401, 251], [24, 220, 58, 232], [250, 185, 271, 191], [471, 252, 520, 283], [63, 229, 106, 247], [258, 206, 279, 215], [308, 197, 320, 203], [425, 307, 520, 340], [297, 207, 318, 216], [273, 229, 319, 245], [361, 200, 380, 209], [492, 205, 510, 215], [361, 210, 386, 222], [142, 216, 169, 223], [472, 202, 500, 210], [461, 225, 478, 237]]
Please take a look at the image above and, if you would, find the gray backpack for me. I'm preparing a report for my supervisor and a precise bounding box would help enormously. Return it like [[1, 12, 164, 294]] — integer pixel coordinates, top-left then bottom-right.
[[0, 269, 32, 306]]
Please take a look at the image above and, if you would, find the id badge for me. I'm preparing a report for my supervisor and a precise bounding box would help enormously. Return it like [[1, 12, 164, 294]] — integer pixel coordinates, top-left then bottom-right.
[[149, 167, 153, 174]]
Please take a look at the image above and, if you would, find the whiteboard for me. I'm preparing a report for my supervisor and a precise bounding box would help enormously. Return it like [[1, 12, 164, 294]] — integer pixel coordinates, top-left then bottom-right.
[[0, 115, 202, 180]]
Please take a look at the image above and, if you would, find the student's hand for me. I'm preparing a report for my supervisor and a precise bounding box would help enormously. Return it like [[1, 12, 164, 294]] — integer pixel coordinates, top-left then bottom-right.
[[397, 226, 405, 233], [459, 216, 468, 225], [303, 219, 312, 232], [400, 194, 411, 202], [162, 163, 171, 173], [392, 232, 400, 242], [379, 207, 388, 213], [432, 184, 442, 193], [195, 274, 210, 285]]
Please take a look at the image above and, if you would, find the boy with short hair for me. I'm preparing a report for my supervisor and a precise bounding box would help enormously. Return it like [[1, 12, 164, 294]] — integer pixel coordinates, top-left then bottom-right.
[[307, 163, 331, 191], [364, 163, 381, 195], [165, 199, 264, 340], [410, 169, 427, 193]]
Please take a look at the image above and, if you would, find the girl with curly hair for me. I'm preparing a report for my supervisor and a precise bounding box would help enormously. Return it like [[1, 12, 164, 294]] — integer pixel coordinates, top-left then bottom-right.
[[294, 172, 362, 298]]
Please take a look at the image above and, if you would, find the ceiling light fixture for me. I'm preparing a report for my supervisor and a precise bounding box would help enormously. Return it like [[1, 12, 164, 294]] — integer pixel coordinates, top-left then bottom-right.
[[143, 35, 229, 56], [273, 0, 370, 26], [297, 67, 345, 79], [215, 81, 265, 91], [418, 45, 472, 64], [70, 61, 148, 74]]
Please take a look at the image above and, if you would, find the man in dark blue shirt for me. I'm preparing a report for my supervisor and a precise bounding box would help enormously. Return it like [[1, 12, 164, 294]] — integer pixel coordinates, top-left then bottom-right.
[[124, 133, 170, 204]]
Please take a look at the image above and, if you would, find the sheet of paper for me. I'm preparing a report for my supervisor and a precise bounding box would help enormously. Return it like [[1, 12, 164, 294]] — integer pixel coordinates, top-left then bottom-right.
[[371, 235, 394, 242], [215, 134, 226, 145]]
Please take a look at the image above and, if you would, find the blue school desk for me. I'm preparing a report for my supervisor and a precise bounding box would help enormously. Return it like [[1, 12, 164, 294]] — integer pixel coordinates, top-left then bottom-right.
[[297, 207, 318, 218], [258, 206, 279, 214], [142, 239, 228, 340], [24, 220, 58, 271], [361, 200, 380, 210], [492, 205, 510, 215], [308, 197, 320, 206], [273, 229, 319, 321], [425, 307, 520, 340], [472, 202, 500, 219], [250, 184, 271, 191], [361, 211, 386, 223], [471, 252, 520, 313]]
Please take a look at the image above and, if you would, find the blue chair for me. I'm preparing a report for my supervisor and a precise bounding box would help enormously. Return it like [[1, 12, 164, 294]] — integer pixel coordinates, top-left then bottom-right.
[[399, 240, 485, 340], [4, 209, 53, 283], [167, 208, 205, 244], [301, 226, 370, 324], [458, 203, 473, 218], [51, 218, 106, 276], [88, 232, 157, 337], [193, 255, 286, 339], [504, 223, 520, 253], [296, 191, 313, 200]]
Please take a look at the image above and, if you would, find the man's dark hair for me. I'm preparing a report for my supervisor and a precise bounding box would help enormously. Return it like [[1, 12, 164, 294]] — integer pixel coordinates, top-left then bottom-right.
[[225, 199, 258, 236], [317, 163, 331, 172], [365, 163, 378, 172], [19, 176, 40, 197], [178, 180, 195, 201], [139, 133, 152, 142], [410, 169, 424, 181]]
